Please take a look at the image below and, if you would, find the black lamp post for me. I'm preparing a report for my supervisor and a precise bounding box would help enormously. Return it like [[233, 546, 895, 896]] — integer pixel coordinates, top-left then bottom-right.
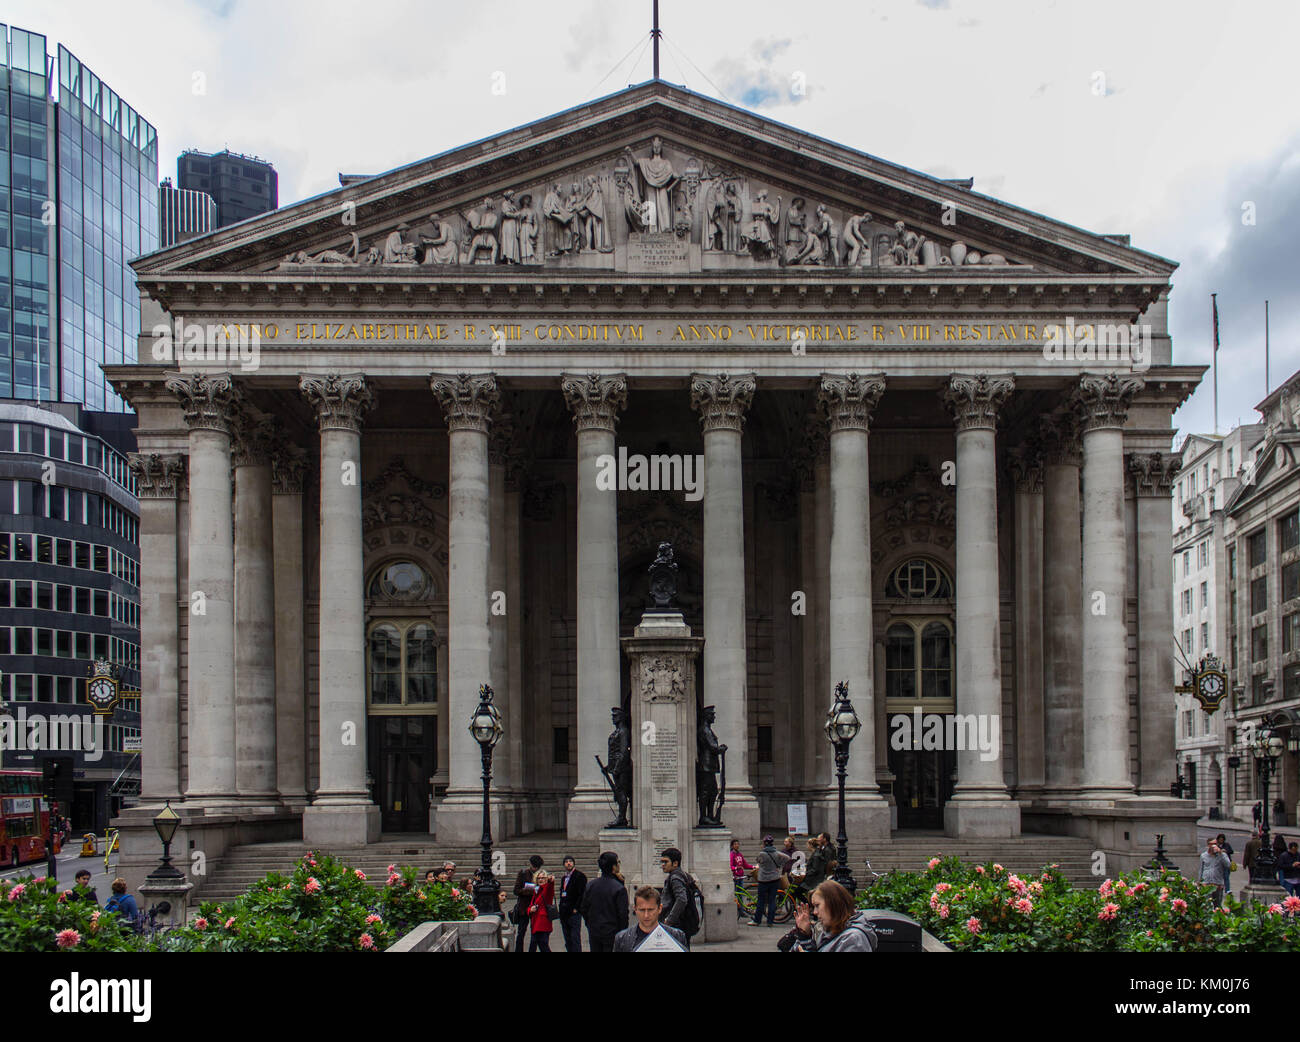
[[469, 683, 504, 915], [43, 762, 59, 881], [146, 801, 184, 881], [1250, 726, 1285, 887], [824, 680, 860, 894]]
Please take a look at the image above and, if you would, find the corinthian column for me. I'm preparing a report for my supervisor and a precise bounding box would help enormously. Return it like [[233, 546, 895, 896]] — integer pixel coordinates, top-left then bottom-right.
[[1040, 412, 1084, 798], [561, 372, 628, 840], [430, 373, 499, 843], [232, 413, 278, 803], [164, 372, 241, 804], [690, 372, 759, 840], [1072, 372, 1144, 799], [127, 452, 185, 803], [1129, 451, 1181, 795], [818, 373, 890, 838], [941, 373, 1019, 837], [300, 373, 379, 844], [272, 448, 308, 808], [1009, 443, 1045, 801]]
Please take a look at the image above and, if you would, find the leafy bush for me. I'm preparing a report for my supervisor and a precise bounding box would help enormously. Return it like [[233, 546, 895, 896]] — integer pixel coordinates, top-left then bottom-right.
[[159, 851, 476, 952], [0, 875, 148, 952], [858, 854, 1300, 952]]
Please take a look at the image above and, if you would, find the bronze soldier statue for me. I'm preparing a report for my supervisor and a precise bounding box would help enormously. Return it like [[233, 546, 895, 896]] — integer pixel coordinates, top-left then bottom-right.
[[696, 704, 727, 827], [600, 706, 633, 828]]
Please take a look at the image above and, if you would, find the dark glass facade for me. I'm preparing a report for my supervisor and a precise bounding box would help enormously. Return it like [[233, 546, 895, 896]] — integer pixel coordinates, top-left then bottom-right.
[[178, 148, 276, 228], [0, 27, 158, 415], [0, 401, 140, 829]]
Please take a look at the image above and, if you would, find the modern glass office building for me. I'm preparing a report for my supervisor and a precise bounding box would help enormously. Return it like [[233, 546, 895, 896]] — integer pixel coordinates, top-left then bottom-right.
[[0, 26, 158, 414]]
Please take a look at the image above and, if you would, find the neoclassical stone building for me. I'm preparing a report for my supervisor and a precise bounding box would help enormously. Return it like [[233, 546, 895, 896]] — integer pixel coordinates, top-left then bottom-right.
[[108, 82, 1203, 876]]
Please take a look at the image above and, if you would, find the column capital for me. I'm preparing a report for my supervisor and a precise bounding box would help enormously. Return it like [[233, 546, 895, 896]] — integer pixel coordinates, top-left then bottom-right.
[[1127, 450, 1182, 498], [300, 373, 376, 432], [271, 446, 309, 495], [128, 452, 186, 499], [1038, 412, 1082, 466], [690, 372, 756, 433], [818, 373, 886, 433], [1007, 441, 1044, 494], [430, 373, 499, 434], [1071, 372, 1144, 432], [942, 373, 1015, 432], [230, 413, 279, 468], [561, 372, 628, 432], [165, 372, 242, 434]]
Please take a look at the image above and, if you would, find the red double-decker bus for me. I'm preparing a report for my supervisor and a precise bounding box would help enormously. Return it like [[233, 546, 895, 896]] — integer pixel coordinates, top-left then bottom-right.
[[0, 770, 50, 868]]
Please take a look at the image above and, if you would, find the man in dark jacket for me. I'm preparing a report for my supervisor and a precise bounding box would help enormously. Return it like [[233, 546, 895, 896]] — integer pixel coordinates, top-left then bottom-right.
[[658, 847, 694, 948], [512, 855, 543, 953], [751, 835, 791, 927], [581, 851, 628, 952], [613, 885, 688, 952], [558, 855, 588, 953]]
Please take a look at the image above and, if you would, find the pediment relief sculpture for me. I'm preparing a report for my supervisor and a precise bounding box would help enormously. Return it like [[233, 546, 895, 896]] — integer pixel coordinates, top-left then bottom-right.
[[275, 136, 1028, 274]]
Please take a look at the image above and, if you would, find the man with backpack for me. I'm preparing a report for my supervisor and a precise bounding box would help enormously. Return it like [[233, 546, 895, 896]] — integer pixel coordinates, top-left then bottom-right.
[[658, 847, 701, 948], [750, 834, 791, 927]]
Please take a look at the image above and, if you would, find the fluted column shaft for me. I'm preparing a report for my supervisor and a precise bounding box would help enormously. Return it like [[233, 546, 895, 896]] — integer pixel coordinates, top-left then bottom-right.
[[128, 452, 185, 802], [562, 373, 627, 837], [1010, 447, 1045, 797], [272, 451, 308, 806], [166, 373, 240, 802], [1074, 373, 1144, 797]]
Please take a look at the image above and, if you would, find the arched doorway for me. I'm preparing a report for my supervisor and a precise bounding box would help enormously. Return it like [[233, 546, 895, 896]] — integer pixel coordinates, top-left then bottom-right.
[[882, 557, 956, 829]]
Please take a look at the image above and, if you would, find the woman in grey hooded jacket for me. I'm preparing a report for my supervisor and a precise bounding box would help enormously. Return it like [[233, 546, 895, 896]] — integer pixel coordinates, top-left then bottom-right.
[[784, 880, 876, 952]]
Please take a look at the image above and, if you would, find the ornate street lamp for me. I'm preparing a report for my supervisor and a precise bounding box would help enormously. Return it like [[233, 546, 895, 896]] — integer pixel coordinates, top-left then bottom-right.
[[147, 800, 185, 881], [1250, 725, 1285, 887], [469, 683, 504, 915], [824, 681, 860, 894]]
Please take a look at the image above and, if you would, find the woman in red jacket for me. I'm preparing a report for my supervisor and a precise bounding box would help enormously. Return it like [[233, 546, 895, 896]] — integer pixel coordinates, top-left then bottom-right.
[[527, 869, 555, 952]]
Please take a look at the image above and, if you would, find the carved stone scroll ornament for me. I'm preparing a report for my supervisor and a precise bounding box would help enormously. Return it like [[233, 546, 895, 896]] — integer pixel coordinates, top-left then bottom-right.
[[1007, 441, 1045, 495], [1071, 372, 1144, 432], [818, 372, 887, 433], [560, 372, 628, 432], [1038, 413, 1083, 467], [941, 373, 1016, 432], [128, 453, 186, 499], [690, 372, 757, 434], [230, 413, 280, 468], [1127, 451, 1182, 498], [271, 447, 308, 495], [429, 373, 500, 434], [165, 372, 242, 434], [299, 373, 376, 432]]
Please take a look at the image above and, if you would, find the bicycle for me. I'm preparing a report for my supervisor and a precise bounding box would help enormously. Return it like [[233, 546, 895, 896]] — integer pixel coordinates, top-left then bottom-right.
[[734, 877, 798, 924]]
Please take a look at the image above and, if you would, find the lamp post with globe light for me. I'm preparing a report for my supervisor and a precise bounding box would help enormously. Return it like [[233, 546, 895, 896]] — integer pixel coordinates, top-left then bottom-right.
[[1250, 725, 1285, 887], [469, 683, 504, 914], [825, 681, 860, 894]]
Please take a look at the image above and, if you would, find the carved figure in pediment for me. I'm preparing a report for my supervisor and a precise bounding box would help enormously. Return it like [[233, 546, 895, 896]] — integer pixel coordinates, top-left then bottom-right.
[[515, 194, 539, 263], [280, 232, 362, 267], [743, 190, 781, 259], [843, 212, 873, 266], [622, 136, 679, 234], [460, 197, 501, 264], [780, 197, 807, 264], [890, 220, 925, 266], [805, 205, 839, 265], [703, 180, 726, 251], [419, 213, 460, 265], [577, 175, 611, 253], [382, 223, 419, 265], [363, 245, 381, 265], [499, 190, 523, 264], [566, 183, 587, 250], [543, 182, 579, 255]]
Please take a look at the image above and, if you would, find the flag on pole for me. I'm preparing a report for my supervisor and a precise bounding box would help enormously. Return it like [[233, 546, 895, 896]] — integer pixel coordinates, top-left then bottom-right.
[[1212, 293, 1220, 353]]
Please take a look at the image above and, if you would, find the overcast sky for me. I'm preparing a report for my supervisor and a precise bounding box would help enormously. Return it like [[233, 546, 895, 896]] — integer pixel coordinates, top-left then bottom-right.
[[13, 0, 1300, 439]]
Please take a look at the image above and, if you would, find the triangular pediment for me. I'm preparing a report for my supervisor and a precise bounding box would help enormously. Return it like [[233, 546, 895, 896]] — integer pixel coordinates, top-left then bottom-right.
[[134, 81, 1176, 282]]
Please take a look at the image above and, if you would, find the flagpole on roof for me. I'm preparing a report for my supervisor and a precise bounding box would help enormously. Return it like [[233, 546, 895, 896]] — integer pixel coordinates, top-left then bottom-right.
[[652, 0, 661, 80], [1265, 299, 1271, 397], [1211, 292, 1219, 436]]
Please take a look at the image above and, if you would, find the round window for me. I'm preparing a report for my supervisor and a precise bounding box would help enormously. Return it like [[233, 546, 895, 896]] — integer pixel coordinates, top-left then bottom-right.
[[370, 561, 431, 600]]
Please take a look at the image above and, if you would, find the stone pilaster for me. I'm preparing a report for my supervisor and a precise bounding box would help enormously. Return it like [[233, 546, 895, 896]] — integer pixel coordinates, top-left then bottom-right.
[[690, 372, 759, 842], [164, 372, 241, 804], [300, 373, 379, 844], [430, 373, 499, 843], [560, 372, 628, 840], [1009, 441, 1045, 800], [127, 452, 185, 804], [1040, 412, 1084, 798], [272, 447, 308, 808], [1129, 450, 1182, 795], [231, 413, 278, 802], [487, 413, 514, 796], [941, 373, 1020, 836], [818, 373, 890, 838], [1072, 372, 1144, 799]]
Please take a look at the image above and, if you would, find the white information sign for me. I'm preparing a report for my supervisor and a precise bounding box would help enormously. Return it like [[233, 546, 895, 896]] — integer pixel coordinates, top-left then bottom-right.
[[787, 802, 809, 835]]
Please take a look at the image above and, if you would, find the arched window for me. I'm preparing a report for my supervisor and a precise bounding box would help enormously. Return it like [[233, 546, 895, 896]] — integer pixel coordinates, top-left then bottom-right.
[[884, 558, 952, 600], [368, 621, 438, 708], [885, 619, 954, 709]]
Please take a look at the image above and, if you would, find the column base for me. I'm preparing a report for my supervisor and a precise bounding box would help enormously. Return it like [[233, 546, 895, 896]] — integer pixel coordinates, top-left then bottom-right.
[[1240, 881, 1288, 907], [435, 793, 507, 844], [278, 794, 310, 813], [567, 790, 624, 841], [840, 796, 892, 842], [944, 798, 1021, 838], [302, 803, 380, 846]]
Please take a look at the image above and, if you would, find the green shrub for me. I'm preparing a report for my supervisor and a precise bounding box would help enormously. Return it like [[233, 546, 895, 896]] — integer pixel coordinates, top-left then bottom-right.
[[0, 875, 147, 952]]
